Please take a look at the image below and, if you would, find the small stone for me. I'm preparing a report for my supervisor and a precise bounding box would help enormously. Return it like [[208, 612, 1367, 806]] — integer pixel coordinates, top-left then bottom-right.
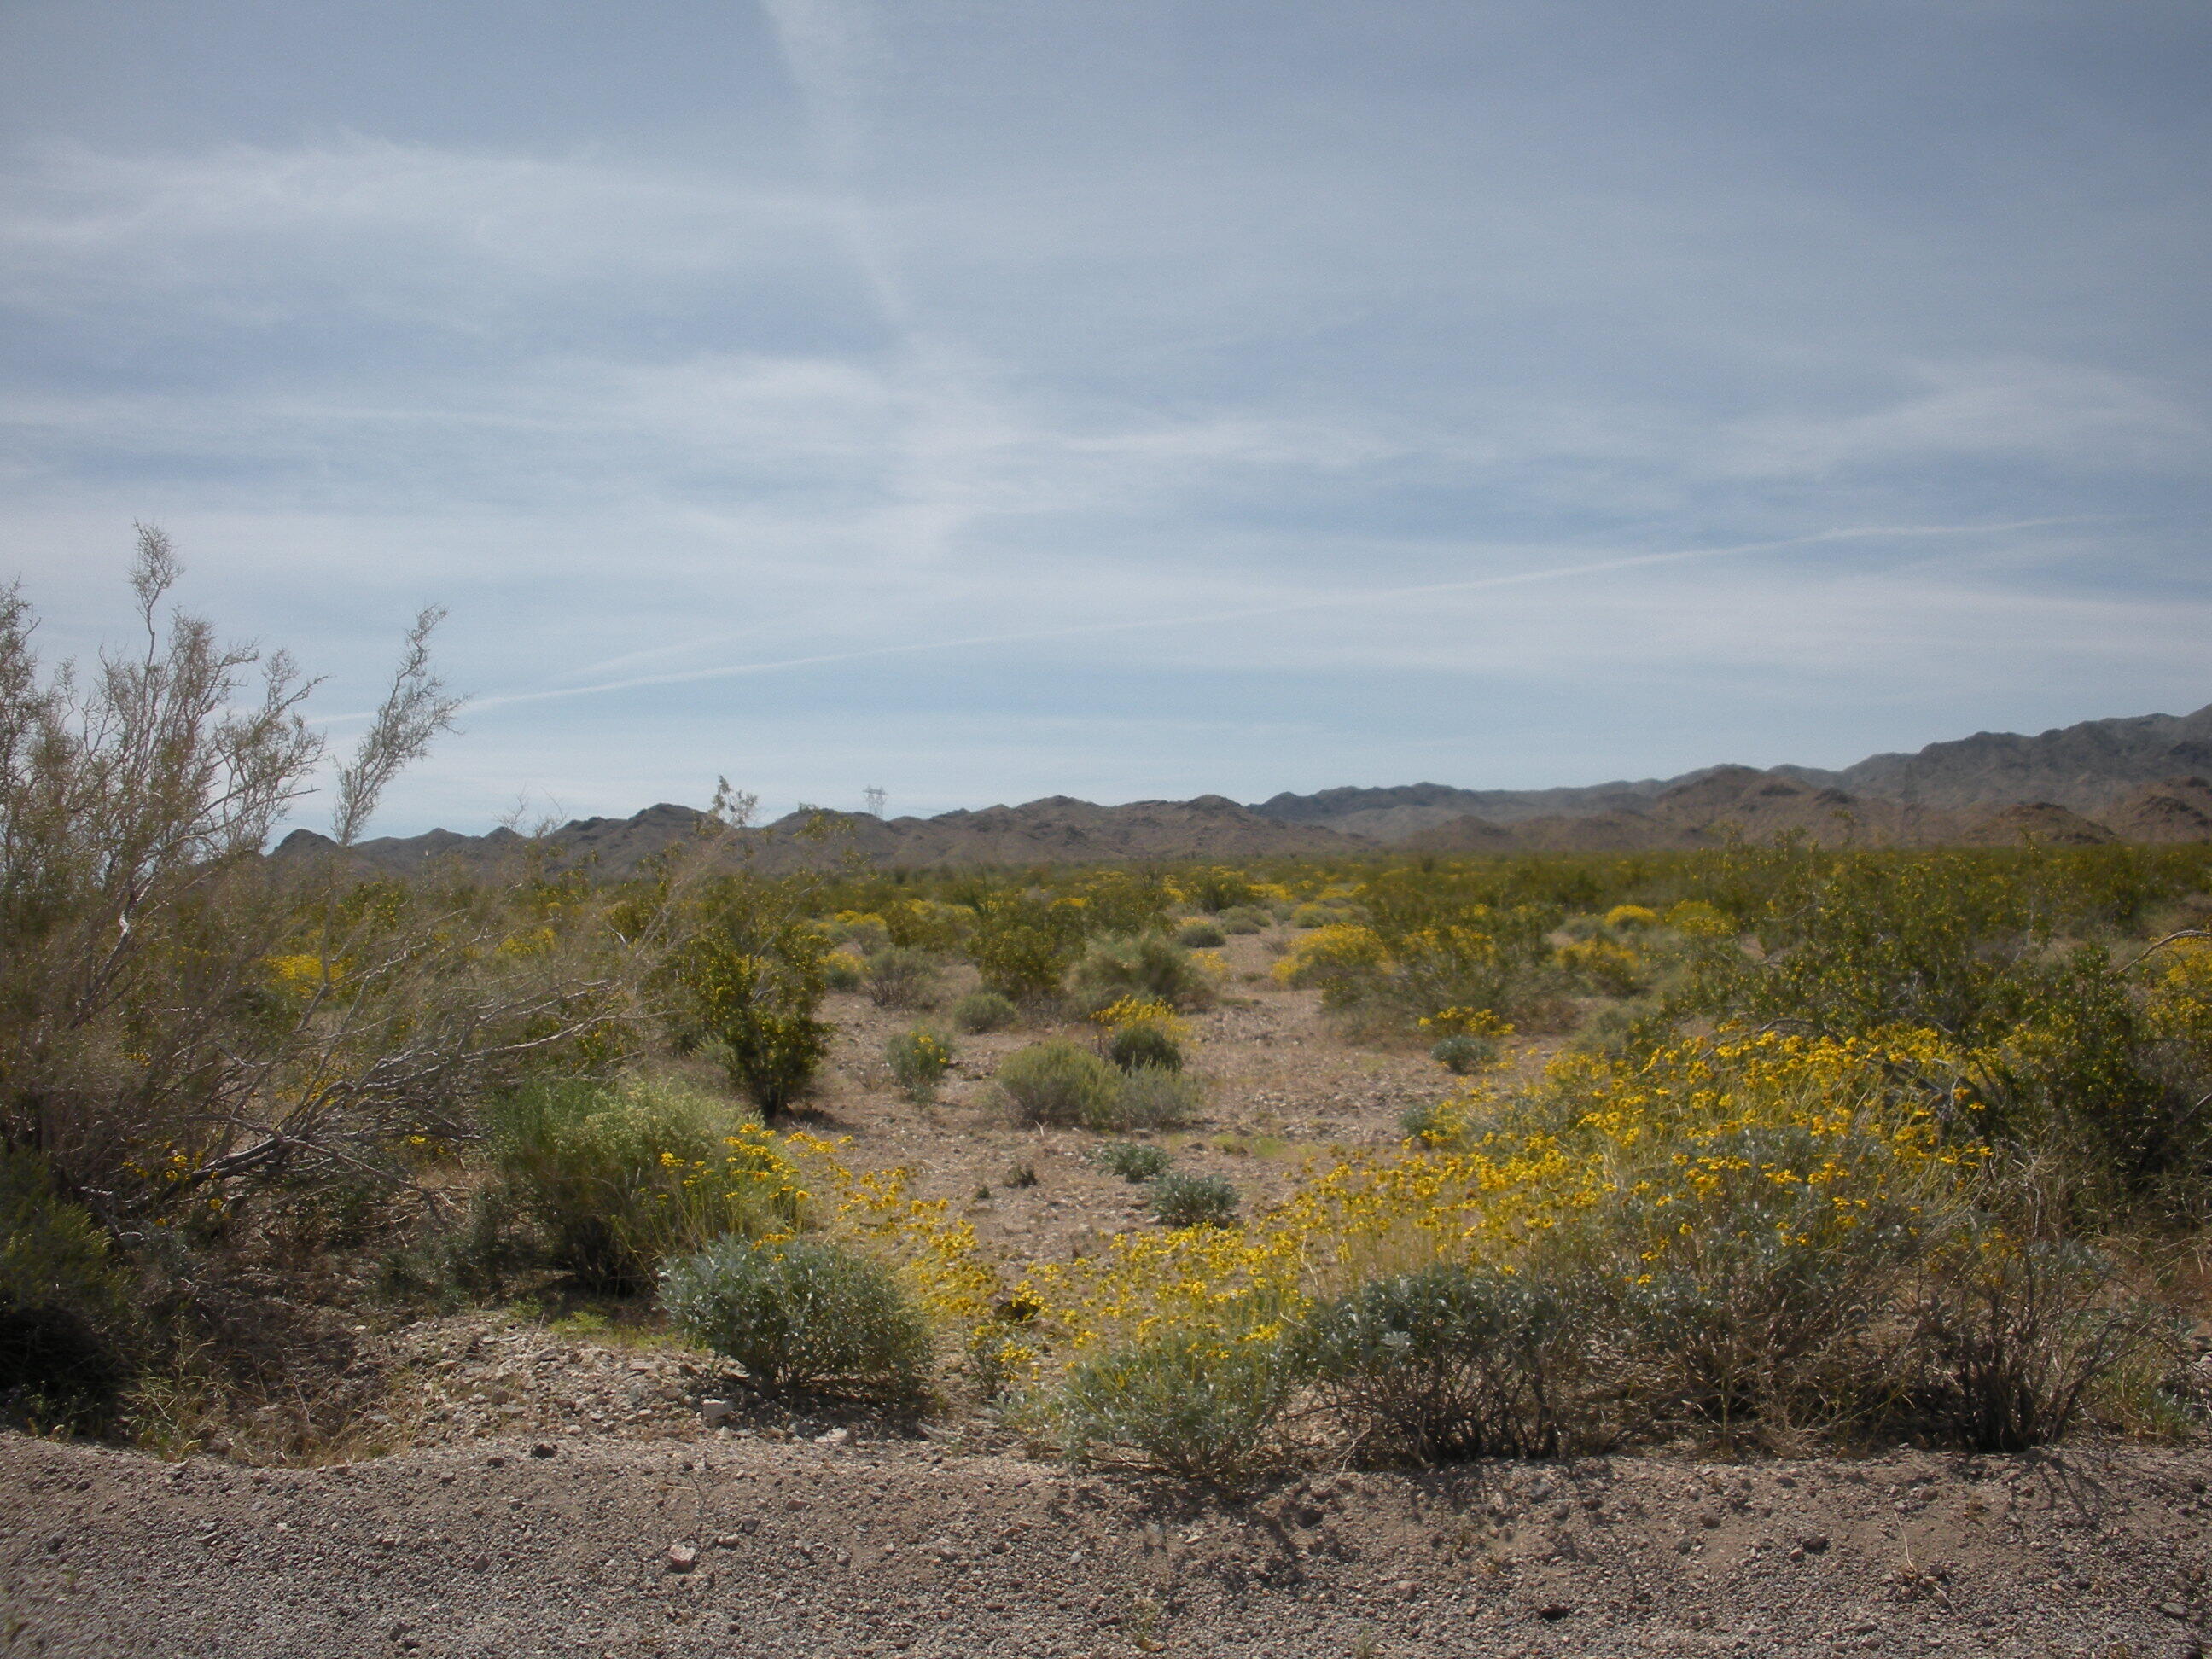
[[2160, 1603, 2191, 1619], [700, 1399, 736, 1427], [1801, 1534, 1830, 1554], [1537, 1604, 1572, 1621], [667, 1543, 699, 1574], [529, 1442, 556, 1458]]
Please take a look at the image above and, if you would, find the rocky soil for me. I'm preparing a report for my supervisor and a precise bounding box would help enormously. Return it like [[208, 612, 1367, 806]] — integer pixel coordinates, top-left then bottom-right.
[[7, 1428, 2210, 1657]]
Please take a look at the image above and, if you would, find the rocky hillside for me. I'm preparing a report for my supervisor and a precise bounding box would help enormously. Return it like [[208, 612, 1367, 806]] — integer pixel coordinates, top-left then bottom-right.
[[1259, 701, 2212, 844], [276, 794, 1364, 879], [276, 704, 2212, 875]]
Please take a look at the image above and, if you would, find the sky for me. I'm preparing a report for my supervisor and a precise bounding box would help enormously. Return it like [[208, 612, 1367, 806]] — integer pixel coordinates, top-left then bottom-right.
[[2, 1, 2209, 836]]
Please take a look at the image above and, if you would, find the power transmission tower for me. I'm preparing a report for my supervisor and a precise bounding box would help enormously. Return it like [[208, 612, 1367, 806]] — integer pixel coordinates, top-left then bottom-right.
[[863, 785, 887, 819]]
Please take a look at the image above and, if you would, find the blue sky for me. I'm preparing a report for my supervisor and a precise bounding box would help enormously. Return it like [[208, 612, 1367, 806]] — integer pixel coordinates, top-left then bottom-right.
[[3, 1, 2208, 835]]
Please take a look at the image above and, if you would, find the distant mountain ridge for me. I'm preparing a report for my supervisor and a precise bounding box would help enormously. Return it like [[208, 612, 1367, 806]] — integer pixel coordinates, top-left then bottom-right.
[[276, 701, 2212, 876]]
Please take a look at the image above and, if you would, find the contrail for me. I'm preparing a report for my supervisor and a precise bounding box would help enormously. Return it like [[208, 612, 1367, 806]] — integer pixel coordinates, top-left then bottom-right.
[[470, 517, 2080, 714]]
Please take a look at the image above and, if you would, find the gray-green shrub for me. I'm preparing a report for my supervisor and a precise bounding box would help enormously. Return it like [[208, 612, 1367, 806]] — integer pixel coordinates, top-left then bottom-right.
[[950, 990, 1021, 1033], [1086, 1141, 1173, 1182], [1144, 1171, 1237, 1228], [996, 1041, 1120, 1127], [661, 1235, 929, 1401], [1297, 1264, 1580, 1461], [1174, 919, 1226, 948], [1039, 1324, 1294, 1485], [884, 1027, 955, 1103], [1109, 1065, 1203, 1132], [1105, 1022, 1183, 1074]]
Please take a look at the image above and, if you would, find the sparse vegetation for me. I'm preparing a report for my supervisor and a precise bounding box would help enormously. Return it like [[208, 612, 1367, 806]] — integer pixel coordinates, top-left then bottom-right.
[[5, 549, 2205, 1500]]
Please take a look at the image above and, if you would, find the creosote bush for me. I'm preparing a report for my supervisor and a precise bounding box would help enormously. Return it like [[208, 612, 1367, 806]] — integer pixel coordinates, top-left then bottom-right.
[[661, 1235, 930, 1402], [1072, 932, 1216, 1012], [484, 1077, 805, 1293], [1174, 919, 1227, 948]]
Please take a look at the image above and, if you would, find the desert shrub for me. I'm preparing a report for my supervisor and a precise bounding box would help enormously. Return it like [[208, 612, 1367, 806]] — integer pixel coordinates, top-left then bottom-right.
[[485, 1078, 806, 1292], [1072, 933, 1216, 1012], [885, 1028, 955, 1103], [1145, 1172, 1238, 1228], [830, 911, 891, 953], [667, 875, 835, 1116], [966, 897, 1085, 1004], [996, 1042, 1120, 1127], [0, 1147, 133, 1430], [865, 946, 941, 1010], [1604, 904, 1659, 931], [1087, 1142, 1173, 1182], [1216, 905, 1268, 934], [1174, 919, 1227, 948], [661, 1235, 930, 1401], [1289, 902, 1343, 928], [822, 949, 866, 992], [1106, 1022, 1185, 1073], [0, 532, 659, 1231], [1297, 1264, 1582, 1462], [1909, 1230, 2163, 1451], [1429, 1035, 1494, 1074], [950, 989, 1021, 1033], [1556, 938, 1645, 996], [1109, 1065, 1203, 1131], [1039, 1324, 1294, 1485]]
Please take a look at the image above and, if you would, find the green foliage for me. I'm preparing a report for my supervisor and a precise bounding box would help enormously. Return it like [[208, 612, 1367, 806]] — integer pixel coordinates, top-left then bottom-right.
[[484, 1077, 795, 1293], [0, 1147, 132, 1429], [1174, 919, 1227, 948], [966, 896, 1086, 1004], [668, 876, 833, 1115], [994, 1041, 1120, 1127], [864, 946, 941, 1010], [1180, 868, 1257, 915], [1296, 1264, 1580, 1461], [1105, 1022, 1184, 1073], [1040, 1324, 1293, 1485], [949, 990, 1021, 1033], [1144, 1171, 1238, 1228], [1072, 932, 1215, 1012], [1215, 905, 1268, 934], [884, 1027, 955, 1103], [661, 1235, 930, 1402], [1086, 1142, 1173, 1182]]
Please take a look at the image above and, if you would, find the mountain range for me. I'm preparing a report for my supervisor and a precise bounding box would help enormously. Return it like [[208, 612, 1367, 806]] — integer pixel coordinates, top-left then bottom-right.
[[281, 701, 2212, 877]]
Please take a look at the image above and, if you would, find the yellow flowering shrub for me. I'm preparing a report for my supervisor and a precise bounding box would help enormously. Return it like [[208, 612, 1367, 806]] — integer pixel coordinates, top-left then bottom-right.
[[1605, 904, 1660, 931]]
